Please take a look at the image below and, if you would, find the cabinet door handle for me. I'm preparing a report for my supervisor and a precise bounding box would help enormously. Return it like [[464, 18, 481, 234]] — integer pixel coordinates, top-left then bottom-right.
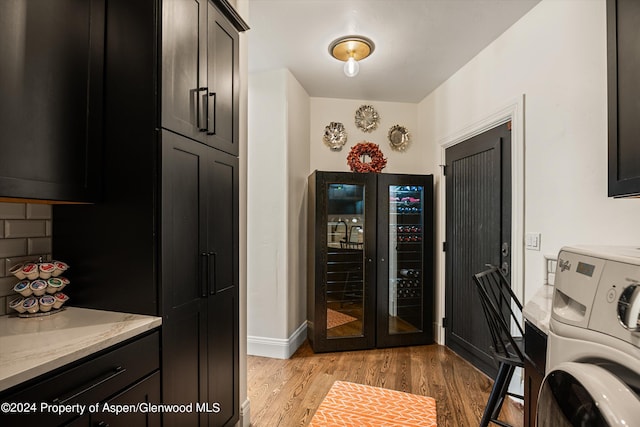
[[197, 87, 208, 132], [201, 252, 209, 297], [52, 366, 126, 405], [208, 252, 217, 295], [207, 92, 216, 135]]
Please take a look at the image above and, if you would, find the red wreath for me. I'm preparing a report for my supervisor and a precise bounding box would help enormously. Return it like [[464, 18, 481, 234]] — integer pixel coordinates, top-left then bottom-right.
[[347, 142, 387, 173]]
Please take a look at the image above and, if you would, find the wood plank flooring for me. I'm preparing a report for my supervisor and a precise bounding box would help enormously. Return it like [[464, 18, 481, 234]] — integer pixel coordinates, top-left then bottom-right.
[[247, 340, 523, 427]]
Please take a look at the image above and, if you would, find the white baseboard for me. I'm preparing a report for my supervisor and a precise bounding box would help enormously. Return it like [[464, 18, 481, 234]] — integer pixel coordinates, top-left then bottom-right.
[[239, 398, 250, 427], [247, 322, 307, 359]]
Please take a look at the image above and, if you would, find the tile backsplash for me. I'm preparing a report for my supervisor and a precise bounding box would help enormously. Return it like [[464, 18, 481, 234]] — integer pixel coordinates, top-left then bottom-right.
[[0, 202, 52, 315]]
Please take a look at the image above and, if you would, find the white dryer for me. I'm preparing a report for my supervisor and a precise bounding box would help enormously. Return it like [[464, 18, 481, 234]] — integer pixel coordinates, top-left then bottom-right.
[[537, 246, 640, 426]]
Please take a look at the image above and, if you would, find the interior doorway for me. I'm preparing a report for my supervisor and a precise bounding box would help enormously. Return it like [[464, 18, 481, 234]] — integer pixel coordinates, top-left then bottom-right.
[[444, 122, 512, 377]]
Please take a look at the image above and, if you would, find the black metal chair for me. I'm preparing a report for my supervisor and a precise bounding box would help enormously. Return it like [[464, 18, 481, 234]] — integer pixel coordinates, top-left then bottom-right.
[[473, 265, 527, 427]]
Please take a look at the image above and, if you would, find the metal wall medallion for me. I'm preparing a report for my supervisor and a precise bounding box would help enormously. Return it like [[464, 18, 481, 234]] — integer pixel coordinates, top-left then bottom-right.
[[387, 124, 411, 151], [355, 105, 379, 133], [323, 121, 347, 151]]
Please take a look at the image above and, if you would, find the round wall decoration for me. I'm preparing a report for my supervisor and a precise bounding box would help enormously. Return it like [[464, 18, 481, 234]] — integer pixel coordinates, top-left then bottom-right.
[[354, 105, 380, 133], [322, 122, 347, 151], [347, 142, 387, 173], [387, 124, 411, 151]]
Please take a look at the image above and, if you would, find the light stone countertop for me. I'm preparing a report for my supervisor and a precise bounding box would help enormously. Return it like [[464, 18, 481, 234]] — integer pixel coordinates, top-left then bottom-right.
[[523, 284, 554, 335], [0, 307, 161, 393]]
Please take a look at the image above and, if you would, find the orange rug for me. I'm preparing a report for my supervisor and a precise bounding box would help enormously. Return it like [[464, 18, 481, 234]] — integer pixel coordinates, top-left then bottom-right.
[[326, 309, 357, 329], [309, 381, 437, 426]]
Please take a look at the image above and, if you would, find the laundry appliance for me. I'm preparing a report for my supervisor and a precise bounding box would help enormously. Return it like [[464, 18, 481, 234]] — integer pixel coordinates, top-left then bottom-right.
[[537, 245, 640, 426]]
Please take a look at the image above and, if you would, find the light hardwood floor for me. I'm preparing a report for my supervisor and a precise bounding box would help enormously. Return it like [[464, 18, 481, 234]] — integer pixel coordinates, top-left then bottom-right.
[[247, 340, 523, 426]]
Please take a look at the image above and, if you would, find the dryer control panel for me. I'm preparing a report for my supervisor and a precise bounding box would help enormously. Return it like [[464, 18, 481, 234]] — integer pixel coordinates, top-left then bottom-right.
[[553, 246, 640, 350], [553, 249, 605, 328], [590, 258, 640, 349]]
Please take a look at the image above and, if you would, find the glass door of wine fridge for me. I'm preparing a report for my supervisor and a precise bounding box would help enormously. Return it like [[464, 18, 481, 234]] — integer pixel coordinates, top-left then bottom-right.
[[307, 171, 377, 352], [377, 173, 434, 347]]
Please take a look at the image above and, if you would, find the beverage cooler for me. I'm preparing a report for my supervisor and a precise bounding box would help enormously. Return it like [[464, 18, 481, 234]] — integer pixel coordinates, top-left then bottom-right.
[[307, 170, 434, 352]]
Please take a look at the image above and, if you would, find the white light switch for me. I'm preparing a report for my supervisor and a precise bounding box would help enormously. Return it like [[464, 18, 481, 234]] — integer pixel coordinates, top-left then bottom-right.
[[525, 232, 541, 251]]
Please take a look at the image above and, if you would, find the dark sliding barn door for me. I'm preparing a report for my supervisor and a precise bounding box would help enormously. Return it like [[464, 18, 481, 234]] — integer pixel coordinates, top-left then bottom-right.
[[444, 122, 511, 377]]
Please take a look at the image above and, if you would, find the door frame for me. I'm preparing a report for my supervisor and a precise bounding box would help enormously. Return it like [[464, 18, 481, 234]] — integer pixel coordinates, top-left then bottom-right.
[[436, 95, 525, 345]]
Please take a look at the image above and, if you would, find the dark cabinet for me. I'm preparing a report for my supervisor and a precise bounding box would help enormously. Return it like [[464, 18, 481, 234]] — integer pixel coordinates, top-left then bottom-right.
[[524, 320, 547, 427], [0, 0, 104, 202], [52, 1, 247, 426], [207, 4, 240, 154], [0, 332, 160, 427], [307, 171, 434, 353], [162, 0, 241, 156], [93, 372, 161, 427], [161, 131, 239, 427], [161, 0, 207, 144], [607, 0, 640, 197]]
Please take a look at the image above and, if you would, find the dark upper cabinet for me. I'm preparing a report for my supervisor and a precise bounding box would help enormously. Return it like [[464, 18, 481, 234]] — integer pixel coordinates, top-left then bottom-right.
[[208, 3, 240, 153], [161, 0, 207, 143], [162, 0, 243, 156], [607, 0, 640, 197], [0, 0, 104, 202]]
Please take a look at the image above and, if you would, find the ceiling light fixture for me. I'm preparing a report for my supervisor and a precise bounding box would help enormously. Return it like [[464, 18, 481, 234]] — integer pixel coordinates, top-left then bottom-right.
[[329, 35, 375, 78]]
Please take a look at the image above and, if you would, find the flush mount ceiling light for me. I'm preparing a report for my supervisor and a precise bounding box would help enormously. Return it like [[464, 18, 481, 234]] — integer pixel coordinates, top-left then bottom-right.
[[329, 35, 375, 78]]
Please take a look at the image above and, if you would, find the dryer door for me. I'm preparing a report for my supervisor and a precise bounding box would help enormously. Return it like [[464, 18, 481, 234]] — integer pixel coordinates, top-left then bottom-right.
[[537, 362, 639, 426]]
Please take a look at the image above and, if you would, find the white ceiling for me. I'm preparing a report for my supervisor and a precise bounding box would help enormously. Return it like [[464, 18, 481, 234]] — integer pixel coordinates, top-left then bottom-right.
[[247, 0, 541, 103]]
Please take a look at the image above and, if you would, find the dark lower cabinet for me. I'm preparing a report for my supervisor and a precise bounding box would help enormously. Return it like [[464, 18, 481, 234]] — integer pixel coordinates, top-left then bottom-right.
[[162, 131, 239, 427], [0, 0, 104, 202], [31, 374, 161, 427], [524, 321, 547, 427], [0, 332, 160, 427], [607, 0, 640, 197], [92, 373, 161, 427], [307, 171, 434, 353]]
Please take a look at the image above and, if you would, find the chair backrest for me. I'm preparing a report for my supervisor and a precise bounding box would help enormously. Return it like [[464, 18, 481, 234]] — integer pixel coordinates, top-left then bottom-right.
[[473, 266, 526, 364]]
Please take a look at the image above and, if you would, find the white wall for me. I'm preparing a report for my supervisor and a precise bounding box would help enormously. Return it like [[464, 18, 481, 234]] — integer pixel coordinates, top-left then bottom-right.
[[418, 0, 640, 343], [310, 98, 429, 174], [247, 69, 310, 358], [248, 70, 287, 342], [287, 76, 311, 336]]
